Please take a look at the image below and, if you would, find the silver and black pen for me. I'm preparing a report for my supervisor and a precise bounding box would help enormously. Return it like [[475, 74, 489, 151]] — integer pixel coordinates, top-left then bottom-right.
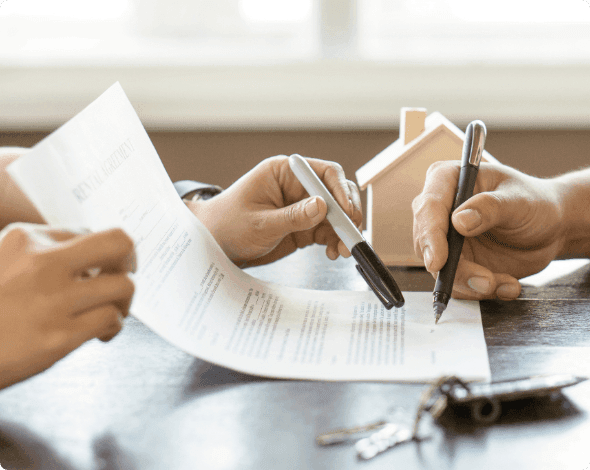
[[433, 120, 487, 324], [289, 154, 404, 310]]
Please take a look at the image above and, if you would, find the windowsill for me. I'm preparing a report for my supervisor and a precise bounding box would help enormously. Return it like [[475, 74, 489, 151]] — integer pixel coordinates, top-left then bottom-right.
[[2, 61, 590, 131]]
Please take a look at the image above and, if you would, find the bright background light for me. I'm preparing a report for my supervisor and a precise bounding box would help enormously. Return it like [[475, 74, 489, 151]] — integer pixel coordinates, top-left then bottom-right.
[[0, 0, 132, 20], [448, 0, 590, 22], [239, 0, 313, 23], [1, 0, 590, 131]]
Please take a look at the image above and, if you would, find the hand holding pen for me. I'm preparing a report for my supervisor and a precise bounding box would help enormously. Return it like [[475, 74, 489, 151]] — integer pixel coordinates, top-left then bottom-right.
[[289, 154, 404, 309], [413, 127, 567, 309], [432, 121, 487, 322]]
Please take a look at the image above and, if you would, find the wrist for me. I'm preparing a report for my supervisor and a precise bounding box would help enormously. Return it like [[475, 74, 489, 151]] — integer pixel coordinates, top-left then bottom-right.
[[174, 179, 238, 259], [184, 196, 243, 264], [554, 169, 590, 258]]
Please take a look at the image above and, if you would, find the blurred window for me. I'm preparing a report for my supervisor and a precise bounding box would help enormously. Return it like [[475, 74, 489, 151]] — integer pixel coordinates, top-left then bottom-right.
[[0, 0, 589, 64], [358, 0, 590, 63], [0, 0, 318, 65]]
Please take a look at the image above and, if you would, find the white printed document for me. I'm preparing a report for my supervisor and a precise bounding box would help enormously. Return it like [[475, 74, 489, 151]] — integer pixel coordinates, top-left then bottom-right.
[[8, 83, 491, 382]]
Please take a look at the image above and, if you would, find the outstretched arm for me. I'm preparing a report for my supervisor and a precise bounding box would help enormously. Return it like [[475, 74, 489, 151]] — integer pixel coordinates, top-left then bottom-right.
[[0, 148, 44, 229], [413, 161, 590, 301]]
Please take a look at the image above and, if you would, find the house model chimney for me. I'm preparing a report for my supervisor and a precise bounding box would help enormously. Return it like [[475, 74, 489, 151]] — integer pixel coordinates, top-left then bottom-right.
[[400, 107, 427, 145]]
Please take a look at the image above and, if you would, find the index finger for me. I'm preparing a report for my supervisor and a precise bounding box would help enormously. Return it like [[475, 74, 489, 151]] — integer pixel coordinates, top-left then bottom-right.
[[0, 223, 85, 246], [412, 161, 460, 272], [48, 228, 136, 276], [29, 226, 89, 246], [303, 157, 355, 221]]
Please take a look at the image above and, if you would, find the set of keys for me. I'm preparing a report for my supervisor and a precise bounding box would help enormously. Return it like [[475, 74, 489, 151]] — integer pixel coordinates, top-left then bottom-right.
[[315, 377, 454, 460], [315, 404, 433, 460], [316, 374, 587, 460]]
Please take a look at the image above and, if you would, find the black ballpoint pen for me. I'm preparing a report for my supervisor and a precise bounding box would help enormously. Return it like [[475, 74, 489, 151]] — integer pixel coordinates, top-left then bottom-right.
[[433, 120, 487, 323]]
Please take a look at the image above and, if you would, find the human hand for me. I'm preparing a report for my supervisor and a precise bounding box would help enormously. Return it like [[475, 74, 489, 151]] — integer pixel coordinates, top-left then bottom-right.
[[188, 155, 362, 267], [412, 161, 564, 300], [0, 224, 135, 390]]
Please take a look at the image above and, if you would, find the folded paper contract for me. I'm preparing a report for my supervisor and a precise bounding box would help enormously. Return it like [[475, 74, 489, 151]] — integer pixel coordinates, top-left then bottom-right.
[[8, 83, 491, 382]]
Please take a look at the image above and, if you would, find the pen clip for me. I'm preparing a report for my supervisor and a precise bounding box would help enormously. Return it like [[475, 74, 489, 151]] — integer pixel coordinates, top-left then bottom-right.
[[356, 264, 393, 309]]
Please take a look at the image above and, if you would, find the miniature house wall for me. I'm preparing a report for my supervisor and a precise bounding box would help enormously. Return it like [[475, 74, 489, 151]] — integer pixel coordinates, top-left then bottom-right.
[[356, 108, 499, 266]]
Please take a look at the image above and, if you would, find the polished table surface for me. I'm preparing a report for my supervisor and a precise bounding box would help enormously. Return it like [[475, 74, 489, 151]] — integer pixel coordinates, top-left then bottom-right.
[[1, 246, 590, 469]]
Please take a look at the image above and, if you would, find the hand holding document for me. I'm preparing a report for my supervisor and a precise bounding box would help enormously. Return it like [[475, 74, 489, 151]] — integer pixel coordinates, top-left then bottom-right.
[[8, 83, 491, 382]]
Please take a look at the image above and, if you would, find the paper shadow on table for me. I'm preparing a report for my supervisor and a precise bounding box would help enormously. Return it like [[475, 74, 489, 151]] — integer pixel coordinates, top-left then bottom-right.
[[180, 359, 271, 402], [0, 420, 77, 470]]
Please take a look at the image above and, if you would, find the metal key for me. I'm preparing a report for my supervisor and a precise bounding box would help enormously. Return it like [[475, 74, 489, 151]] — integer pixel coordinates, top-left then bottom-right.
[[355, 425, 414, 460], [316, 406, 411, 446], [316, 419, 389, 446]]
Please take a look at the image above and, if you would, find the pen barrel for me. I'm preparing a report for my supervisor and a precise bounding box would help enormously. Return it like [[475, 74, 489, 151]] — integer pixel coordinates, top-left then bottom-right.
[[452, 163, 479, 212], [288, 154, 363, 250], [434, 164, 479, 298]]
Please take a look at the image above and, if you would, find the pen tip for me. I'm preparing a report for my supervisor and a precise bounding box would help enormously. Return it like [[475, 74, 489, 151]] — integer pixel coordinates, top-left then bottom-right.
[[433, 303, 445, 324]]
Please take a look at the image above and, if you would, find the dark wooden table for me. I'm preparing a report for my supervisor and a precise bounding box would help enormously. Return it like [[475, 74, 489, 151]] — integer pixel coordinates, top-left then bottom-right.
[[1, 245, 589, 470]]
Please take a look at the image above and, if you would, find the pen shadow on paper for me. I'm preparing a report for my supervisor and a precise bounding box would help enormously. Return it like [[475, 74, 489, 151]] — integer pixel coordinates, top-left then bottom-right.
[[0, 420, 77, 470]]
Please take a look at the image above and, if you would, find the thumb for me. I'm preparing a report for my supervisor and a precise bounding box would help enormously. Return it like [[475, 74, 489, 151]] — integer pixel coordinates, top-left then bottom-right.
[[452, 190, 521, 236], [266, 196, 327, 238]]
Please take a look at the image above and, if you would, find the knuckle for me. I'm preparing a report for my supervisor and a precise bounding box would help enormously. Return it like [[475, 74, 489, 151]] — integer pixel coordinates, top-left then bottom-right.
[[411, 194, 432, 218], [272, 154, 289, 163], [94, 228, 134, 258], [2, 226, 31, 250], [100, 312, 124, 342], [332, 161, 344, 172], [327, 161, 344, 176], [283, 204, 300, 227], [7, 226, 29, 239], [426, 160, 456, 177], [264, 155, 287, 169], [121, 275, 136, 299], [105, 305, 124, 329], [484, 192, 503, 211], [107, 228, 134, 251], [347, 179, 361, 197], [411, 193, 423, 213]]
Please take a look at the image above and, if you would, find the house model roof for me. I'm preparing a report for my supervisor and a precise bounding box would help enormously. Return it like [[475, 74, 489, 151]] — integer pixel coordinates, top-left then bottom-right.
[[356, 111, 499, 190]]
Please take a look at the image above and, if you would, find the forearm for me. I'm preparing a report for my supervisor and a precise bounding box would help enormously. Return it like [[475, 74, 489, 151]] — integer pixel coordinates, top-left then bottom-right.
[[555, 167, 590, 258], [0, 148, 44, 229]]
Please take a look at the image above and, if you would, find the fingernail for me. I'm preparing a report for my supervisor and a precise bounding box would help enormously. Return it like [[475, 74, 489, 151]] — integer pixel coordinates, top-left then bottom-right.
[[467, 276, 490, 294], [454, 209, 482, 232], [305, 197, 320, 218], [423, 246, 433, 271], [348, 197, 354, 213], [497, 283, 520, 299]]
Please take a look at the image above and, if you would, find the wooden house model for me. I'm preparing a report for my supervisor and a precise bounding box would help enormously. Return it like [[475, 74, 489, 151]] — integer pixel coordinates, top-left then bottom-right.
[[356, 108, 499, 266]]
